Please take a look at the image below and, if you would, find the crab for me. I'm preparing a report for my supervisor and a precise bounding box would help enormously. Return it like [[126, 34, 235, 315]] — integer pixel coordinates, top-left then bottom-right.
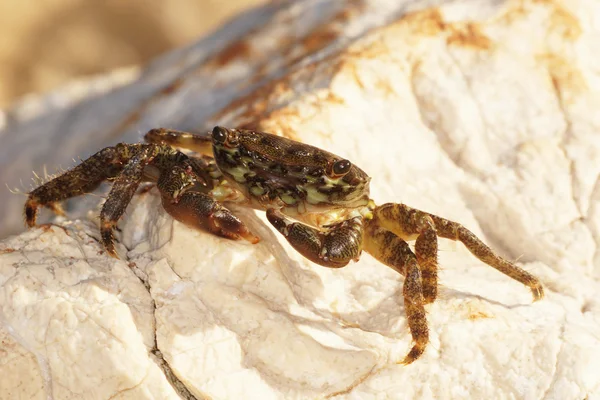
[[24, 126, 544, 364]]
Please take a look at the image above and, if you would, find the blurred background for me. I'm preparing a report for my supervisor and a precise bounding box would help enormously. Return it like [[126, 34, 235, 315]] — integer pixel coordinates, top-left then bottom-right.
[[0, 0, 266, 108]]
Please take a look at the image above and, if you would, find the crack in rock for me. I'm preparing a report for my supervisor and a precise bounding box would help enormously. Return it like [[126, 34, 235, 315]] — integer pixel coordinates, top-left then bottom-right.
[[130, 262, 200, 400], [150, 346, 199, 400]]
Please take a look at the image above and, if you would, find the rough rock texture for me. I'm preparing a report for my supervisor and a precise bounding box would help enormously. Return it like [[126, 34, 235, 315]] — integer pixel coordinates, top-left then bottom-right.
[[1, 0, 600, 399]]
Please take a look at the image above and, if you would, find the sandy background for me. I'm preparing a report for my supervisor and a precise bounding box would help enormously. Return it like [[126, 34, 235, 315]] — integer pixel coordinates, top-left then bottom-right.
[[0, 0, 265, 108]]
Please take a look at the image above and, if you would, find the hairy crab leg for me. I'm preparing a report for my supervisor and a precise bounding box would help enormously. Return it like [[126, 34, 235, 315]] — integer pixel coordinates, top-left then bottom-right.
[[414, 218, 439, 304], [100, 144, 165, 256], [373, 203, 544, 301], [144, 128, 212, 156], [25, 143, 145, 226], [362, 222, 428, 365], [144, 128, 219, 188], [266, 209, 363, 268]]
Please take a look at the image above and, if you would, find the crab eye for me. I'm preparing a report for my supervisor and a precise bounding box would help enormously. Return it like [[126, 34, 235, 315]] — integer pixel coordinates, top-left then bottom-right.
[[332, 159, 352, 176], [212, 126, 228, 143]]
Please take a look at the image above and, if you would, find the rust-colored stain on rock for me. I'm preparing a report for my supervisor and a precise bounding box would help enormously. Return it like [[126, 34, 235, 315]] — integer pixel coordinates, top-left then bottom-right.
[[212, 0, 591, 149], [446, 23, 492, 50], [213, 90, 268, 128], [212, 39, 252, 67], [301, 28, 339, 56], [211, 74, 295, 133], [542, 52, 587, 103], [501, 0, 581, 41], [400, 8, 447, 36], [453, 300, 495, 321], [160, 77, 184, 96], [40, 224, 54, 233], [398, 8, 492, 50], [468, 311, 492, 321], [38, 223, 69, 235], [546, 2, 581, 40], [283, 1, 365, 66]]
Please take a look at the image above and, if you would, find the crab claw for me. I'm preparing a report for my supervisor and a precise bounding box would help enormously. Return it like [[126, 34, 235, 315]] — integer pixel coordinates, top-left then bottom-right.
[[161, 191, 259, 244], [209, 209, 260, 244]]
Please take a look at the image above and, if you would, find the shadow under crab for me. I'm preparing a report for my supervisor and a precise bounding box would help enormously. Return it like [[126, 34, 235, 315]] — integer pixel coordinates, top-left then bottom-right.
[[24, 126, 544, 364]]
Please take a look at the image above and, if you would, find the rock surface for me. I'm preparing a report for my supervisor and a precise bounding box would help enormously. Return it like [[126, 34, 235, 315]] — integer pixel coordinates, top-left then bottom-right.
[[1, 0, 600, 399]]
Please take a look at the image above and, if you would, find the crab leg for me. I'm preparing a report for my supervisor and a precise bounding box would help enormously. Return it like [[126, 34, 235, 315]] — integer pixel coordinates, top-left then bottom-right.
[[373, 203, 544, 301], [144, 128, 220, 188], [25, 143, 145, 226], [362, 222, 428, 365], [100, 144, 165, 256], [266, 209, 363, 268], [144, 128, 213, 156], [414, 221, 439, 304]]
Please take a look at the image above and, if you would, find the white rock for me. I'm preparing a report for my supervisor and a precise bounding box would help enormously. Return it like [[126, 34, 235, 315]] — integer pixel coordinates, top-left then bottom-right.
[[1, 0, 600, 399]]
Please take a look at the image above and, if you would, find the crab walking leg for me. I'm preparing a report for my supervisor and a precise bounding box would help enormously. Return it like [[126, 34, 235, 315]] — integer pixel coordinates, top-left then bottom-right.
[[414, 221, 438, 304], [363, 223, 429, 364], [144, 128, 212, 156], [144, 128, 218, 187], [25, 143, 144, 226], [372, 205, 439, 304], [374, 203, 544, 301], [160, 191, 259, 243], [266, 209, 363, 268], [100, 145, 163, 256]]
